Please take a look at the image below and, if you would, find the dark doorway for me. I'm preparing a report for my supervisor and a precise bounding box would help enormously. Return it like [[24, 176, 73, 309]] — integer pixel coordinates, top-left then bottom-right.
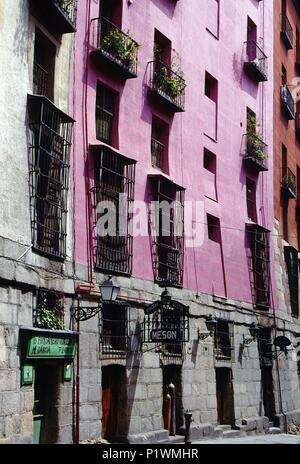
[[101, 365, 127, 441], [162, 365, 184, 434], [33, 365, 60, 444], [216, 368, 235, 426], [261, 366, 276, 421]]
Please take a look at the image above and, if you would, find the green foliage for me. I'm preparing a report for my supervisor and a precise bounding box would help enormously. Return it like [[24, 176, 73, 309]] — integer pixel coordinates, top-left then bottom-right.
[[101, 27, 140, 67], [284, 174, 296, 193], [155, 56, 186, 99], [36, 302, 64, 330], [247, 113, 266, 161]]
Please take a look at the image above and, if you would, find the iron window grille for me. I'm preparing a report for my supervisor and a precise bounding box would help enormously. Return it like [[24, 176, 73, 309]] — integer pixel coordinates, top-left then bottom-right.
[[214, 320, 234, 361], [90, 146, 136, 274], [246, 179, 257, 223], [33, 61, 48, 96], [244, 40, 268, 82], [258, 328, 273, 367], [149, 175, 185, 288], [27, 95, 74, 259], [90, 17, 139, 79], [148, 60, 186, 112], [99, 303, 129, 359], [96, 83, 116, 145], [151, 138, 165, 170], [284, 246, 299, 317], [247, 224, 271, 310], [33, 289, 64, 330]]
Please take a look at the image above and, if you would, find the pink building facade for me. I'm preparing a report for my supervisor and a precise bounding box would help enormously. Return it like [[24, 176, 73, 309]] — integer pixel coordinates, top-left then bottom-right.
[[71, 0, 300, 443]]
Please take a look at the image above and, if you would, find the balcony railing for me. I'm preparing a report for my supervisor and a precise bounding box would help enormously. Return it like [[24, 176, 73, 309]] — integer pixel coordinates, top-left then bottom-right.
[[244, 132, 268, 172], [90, 17, 139, 79], [33, 62, 48, 96], [282, 169, 297, 200], [281, 14, 293, 49], [30, 0, 77, 34], [151, 138, 164, 170], [281, 85, 295, 120], [148, 60, 186, 112], [244, 41, 268, 82]]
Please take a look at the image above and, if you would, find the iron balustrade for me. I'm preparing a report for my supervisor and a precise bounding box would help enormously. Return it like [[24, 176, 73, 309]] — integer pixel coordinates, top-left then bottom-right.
[[151, 138, 164, 170], [148, 60, 186, 112], [282, 168, 297, 199], [33, 62, 48, 96], [91, 17, 139, 78], [27, 95, 74, 259], [90, 146, 136, 275], [54, 0, 77, 26], [244, 132, 268, 171], [30, 0, 77, 33], [281, 85, 295, 120], [281, 14, 294, 49], [244, 40, 268, 82]]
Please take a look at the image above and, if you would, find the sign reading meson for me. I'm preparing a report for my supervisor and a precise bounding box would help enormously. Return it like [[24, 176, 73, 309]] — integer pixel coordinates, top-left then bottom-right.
[[150, 329, 180, 342]]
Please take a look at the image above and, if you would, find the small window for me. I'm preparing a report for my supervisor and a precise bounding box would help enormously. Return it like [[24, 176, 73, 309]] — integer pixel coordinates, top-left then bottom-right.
[[206, 0, 220, 39], [207, 214, 220, 242], [247, 17, 257, 44], [284, 246, 299, 317], [154, 29, 172, 65], [95, 83, 117, 146], [281, 64, 287, 85], [246, 178, 257, 222], [33, 28, 56, 100], [214, 320, 233, 360], [203, 148, 216, 174], [34, 289, 64, 330], [151, 118, 168, 171], [205, 72, 218, 103], [100, 303, 128, 358]]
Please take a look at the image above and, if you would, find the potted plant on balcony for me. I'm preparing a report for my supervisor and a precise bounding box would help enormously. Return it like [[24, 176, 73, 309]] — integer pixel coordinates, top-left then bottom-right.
[[154, 56, 186, 100], [101, 28, 140, 69], [246, 113, 267, 164], [282, 173, 297, 199]]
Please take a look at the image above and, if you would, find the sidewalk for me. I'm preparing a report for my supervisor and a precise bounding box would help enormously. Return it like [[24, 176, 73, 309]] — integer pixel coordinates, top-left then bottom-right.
[[191, 434, 300, 444]]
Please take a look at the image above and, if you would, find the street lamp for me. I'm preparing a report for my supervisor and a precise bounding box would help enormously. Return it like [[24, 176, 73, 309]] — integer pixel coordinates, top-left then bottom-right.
[[100, 275, 120, 302], [242, 322, 260, 346], [161, 288, 172, 307], [205, 314, 218, 335]]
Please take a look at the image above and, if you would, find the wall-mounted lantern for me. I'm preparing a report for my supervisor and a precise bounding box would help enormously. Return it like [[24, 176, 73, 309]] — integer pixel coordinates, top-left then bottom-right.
[[100, 275, 120, 302], [242, 322, 260, 346], [198, 314, 218, 341]]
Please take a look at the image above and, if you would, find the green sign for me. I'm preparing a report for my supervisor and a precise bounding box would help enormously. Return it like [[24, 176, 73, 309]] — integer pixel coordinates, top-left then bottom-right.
[[26, 334, 77, 359], [21, 364, 34, 385], [64, 363, 73, 382]]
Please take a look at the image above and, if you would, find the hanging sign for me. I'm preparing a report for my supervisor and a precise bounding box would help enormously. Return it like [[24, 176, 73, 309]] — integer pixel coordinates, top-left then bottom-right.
[[21, 328, 78, 360], [150, 328, 181, 342]]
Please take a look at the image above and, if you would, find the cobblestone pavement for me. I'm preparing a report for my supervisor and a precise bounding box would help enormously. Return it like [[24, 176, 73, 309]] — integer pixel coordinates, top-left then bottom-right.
[[191, 434, 300, 444]]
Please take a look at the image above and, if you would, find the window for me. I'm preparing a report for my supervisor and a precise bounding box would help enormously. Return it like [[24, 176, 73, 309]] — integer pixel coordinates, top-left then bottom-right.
[[101, 0, 122, 28], [258, 328, 273, 367], [207, 214, 220, 242], [284, 246, 299, 317], [27, 95, 73, 259], [150, 176, 185, 287], [33, 28, 56, 100], [203, 148, 216, 174], [281, 0, 293, 49], [154, 29, 172, 66], [29, 0, 77, 34], [34, 289, 64, 330], [246, 178, 257, 222], [206, 0, 220, 39], [96, 83, 117, 145], [214, 320, 233, 360], [205, 72, 218, 102], [247, 224, 271, 309], [92, 146, 135, 274], [151, 118, 168, 171], [100, 303, 128, 358]]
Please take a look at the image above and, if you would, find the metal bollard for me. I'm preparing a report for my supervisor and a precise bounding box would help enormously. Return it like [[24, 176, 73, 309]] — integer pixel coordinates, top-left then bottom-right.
[[168, 382, 176, 436], [184, 410, 193, 444]]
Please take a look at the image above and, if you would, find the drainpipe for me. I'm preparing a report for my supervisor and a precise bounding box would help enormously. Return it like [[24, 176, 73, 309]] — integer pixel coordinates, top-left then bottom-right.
[[75, 297, 80, 444]]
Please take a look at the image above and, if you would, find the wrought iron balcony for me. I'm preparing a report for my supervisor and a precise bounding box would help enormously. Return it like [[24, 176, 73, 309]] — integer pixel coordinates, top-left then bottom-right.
[[282, 169, 297, 200], [244, 41, 268, 82], [244, 132, 268, 172], [151, 138, 164, 170], [281, 85, 295, 120], [91, 17, 139, 79], [281, 14, 293, 49], [148, 60, 186, 112], [30, 0, 77, 34], [33, 62, 48, 96]]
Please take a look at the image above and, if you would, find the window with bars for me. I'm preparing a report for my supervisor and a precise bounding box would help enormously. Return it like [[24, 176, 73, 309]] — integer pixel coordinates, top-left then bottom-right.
[[151, 119, 167, 171], [91, 146, 135, 274], [149, 175, 185, 287], [34, 289, 64, 330], [27, 95, 73, 259], [284, 246, 299, 317], [33, 29, 56, 100], [247, 224, 271, 309], [96, 83, 117, 145], [99, 303, 129, 358], [214, 320, 234, 361], [246, 178, 257, 222]]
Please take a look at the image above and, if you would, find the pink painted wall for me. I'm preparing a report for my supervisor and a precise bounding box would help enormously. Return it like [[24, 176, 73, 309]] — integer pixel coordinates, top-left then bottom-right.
[[72, 0, 277, 308]]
